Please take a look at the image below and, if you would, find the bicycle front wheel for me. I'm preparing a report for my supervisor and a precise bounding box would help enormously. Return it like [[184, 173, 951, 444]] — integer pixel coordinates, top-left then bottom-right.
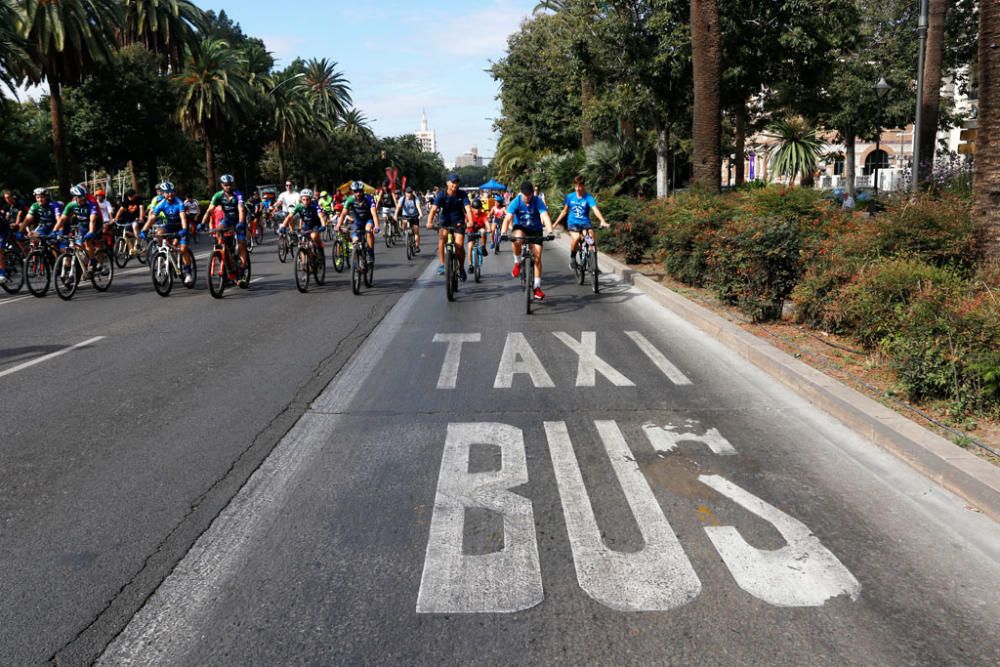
[[54, 251, 79, 300], [332, 239, 345, 272], [351, 247, 362, 294], [208, 251, 226, 298], [278, 235, 289, 263], [445, 247, 456, 302], [2, 249, 24, 294], [405, 230, 413, 260], [91, 248, 114, 292], [151, 251, 173, 297], [474, 247, 482, 283], [25, 251, 50, 297], [590, 251, 600, 293], [114, 237, 130, 268], [524, 256, 534, 314], [314, 247, 326, 285], [295, 248, 310, 293]]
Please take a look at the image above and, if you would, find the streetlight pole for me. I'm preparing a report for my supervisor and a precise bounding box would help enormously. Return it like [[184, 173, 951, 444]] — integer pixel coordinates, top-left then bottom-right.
[[912, 0, 930, 191], [875, 77, 890, 197]]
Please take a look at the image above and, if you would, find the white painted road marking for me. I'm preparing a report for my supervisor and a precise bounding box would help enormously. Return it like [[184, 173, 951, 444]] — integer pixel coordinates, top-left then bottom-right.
[[553, 331, 634, 387], [700, 474, 862, 607], [625, 331, 692, 385], [544, 420, 701, 610], [416, 423, 544, 614], [643, 423, 738, 456], [0, 336, 106, 379], [493, 332, 555, 389], [433, 333, 481, 389]]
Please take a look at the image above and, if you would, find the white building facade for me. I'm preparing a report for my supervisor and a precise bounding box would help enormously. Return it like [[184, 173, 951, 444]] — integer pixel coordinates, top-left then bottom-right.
[[416, 111, 437, 153]]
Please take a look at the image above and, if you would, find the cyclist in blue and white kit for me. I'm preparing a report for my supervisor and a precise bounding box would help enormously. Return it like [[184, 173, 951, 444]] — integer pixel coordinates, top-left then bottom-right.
[[552, 175, 609, 270], [140, 181, 194, 286], [500, 180, 555, 300], [426, 173, 472, 279]]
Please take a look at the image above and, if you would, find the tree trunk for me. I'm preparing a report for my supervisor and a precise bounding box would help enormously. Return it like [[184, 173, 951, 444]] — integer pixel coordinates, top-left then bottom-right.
[[277, 144, 287, 184], [656, 122, 669, 198], [127, 160, 140, 193], [146, 158, 157, 196], [691, 0, 722, 193], [974, 0, 1000, 263], [46, 66, 70, 198], [204, 132, 217, 193], [917, 0, 947, 187], [734, 104, 747, 186], [581, 78, 595, 147], [844, 132, 857, 199]]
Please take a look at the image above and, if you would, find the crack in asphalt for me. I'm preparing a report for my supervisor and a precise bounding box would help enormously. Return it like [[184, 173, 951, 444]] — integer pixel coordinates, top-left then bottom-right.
[[47, 293, 400, 667]]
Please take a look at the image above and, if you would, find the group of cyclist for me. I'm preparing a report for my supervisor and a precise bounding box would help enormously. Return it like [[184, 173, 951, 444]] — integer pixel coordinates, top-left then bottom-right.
[[1, 170, 610, 300]]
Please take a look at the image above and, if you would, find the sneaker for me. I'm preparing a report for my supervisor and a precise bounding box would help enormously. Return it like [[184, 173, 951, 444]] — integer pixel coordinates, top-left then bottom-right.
[[570, 257, 578, 270], [437, 264, 445, 275], [511, 263, 520, 279], [183, 272, 194, 286], [238, 278, 248, 289], [481, 247, 488, 257], [0, 273, 7, 285], [533, 287, 545, 300], [414, 247, 421, 254], [468, 264, 474, 273], [459, 266, 467, 282]]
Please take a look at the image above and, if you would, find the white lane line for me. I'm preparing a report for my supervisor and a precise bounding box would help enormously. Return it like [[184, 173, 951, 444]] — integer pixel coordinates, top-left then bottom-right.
[[0, 336, 105, 379], [624, 331, 692, 386], [0, 295, 33, 306], [98, 259, 437, 666]]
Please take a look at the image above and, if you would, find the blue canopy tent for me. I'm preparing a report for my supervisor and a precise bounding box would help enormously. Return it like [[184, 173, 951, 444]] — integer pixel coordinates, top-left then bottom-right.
[[478, 179, 507, 191]]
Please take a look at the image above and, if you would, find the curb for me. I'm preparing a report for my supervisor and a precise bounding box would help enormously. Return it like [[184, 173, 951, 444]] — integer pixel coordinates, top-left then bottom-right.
[[562, 237, 1000, 523]]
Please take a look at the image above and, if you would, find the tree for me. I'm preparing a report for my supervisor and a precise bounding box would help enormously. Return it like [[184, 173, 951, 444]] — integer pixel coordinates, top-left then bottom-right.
[[19, 0, 122, 196], [338, 108, 374, 140], [763, 117, 823, 185], [0, 0, 33, 93], [974, 0, 1000, 262], [265, 67, 313, 182], [303, 57, 352, 122], [175, 38, 249, 190], [120, 0, 207, 72], [690, 0, 721, 192]]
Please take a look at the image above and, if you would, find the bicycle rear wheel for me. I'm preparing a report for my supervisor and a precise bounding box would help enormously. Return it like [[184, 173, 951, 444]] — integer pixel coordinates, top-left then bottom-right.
[[25, 251, 50, 297], [364, 249, 374, 287], [332, 238, 345, 273], [114, 237, 130, 268], [208, 251, 226, 298], [405, 229, 413, 260], [136, 236, 149, 265], [576, 248, 586, 285], [295, 248, 310, 292], [91, 248, 114, 292], [54, 251, 79, 300], [474, 246, 482, 283], [445, 247, 456, 302], [524, 256, 534, 314], [2, 249, 24, 294], [278, 235, 289, 263], [314, 247, 326, 285]]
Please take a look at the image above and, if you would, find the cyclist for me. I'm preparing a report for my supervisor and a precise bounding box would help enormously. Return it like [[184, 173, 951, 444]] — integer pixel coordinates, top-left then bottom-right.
[[501, 180, 555, 301], [203, 174, 249, 287], [276, 180, 298, 216], [23, 188, 63, 237], [336, 181, 379, 265], [113, 190, 144, 256], [465, 195, 489, 272], [261, 190, 276, 228], [54, 185, 102, 272], [244, 192, 261, 237], [318, 190, 334, 218], [426, 174, 472, 280], [183, 194, 202, 230], [0, 191, 27, 284], [489, 195, 506, 252], [552, 175, 609, 270], [140, 181, 194, 286], [281, 188, 329, 260], [149, 183, 165, 212], [377, 180, 397, 238], [394, 186, 423, 254]]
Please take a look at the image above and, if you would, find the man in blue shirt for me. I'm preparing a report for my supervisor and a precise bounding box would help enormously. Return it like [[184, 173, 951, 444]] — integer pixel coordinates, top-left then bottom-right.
[[426, 173, 473, 280], [553, 175, 609, 270], [500, 180, 555, 301], [140, 181, 195, 286]]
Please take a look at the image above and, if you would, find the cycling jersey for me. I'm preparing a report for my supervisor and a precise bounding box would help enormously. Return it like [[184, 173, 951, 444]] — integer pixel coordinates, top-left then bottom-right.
[[433, 190, 470, 228], [377, 191, 396, 211], [152, 198, 186, 230], [565, 191, 598, 230], [400, 196, 420, 219], [507, 195, 547, 231], [119, 201, 142, 223], [27, 200, 63, 232], [344, 194, 375, 222], [318, 195, 334, 214], [210, 190, 244, 224], [293, 202, 323, 230], [63, 200, 99, 235]]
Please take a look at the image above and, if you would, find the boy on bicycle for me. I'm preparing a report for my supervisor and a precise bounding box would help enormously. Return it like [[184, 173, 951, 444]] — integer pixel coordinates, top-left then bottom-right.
[[501, 180, 554, 300], [552, 175, 609, 270], [466, 195, 489, 272]]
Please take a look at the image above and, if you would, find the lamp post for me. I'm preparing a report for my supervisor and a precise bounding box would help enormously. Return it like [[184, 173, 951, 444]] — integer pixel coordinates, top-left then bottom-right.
[[874, 77, 890, 197]]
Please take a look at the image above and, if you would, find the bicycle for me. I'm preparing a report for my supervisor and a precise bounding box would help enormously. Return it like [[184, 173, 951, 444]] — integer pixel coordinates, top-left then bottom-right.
[[503, 233, 554, 314], [403, 218, 419, 260], [277, 226, 298, 263], [573, 228, 601, 294], [293, 230, 327, 293], [330, 226, 349, 273], [112, 223, 138, 268], [208, 226, 251, 299], [443, 228, 461, 302], [349, 233, 373, 295], [1, 237, 25, 295], [24, 233, 59, 297], [251, 214, 264, 246], [467, 230, 486, 283], [492, 224, 503, 255], [52, 234, 114, 300], [380, 209, 398, 248], [148, 232, 198, 297]]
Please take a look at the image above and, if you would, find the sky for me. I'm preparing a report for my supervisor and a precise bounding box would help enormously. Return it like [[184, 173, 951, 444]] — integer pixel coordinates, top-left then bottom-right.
[[221, 0, 538, 165]]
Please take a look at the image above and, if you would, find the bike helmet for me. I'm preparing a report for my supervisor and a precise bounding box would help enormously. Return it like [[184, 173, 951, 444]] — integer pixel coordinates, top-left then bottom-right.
[[320, 190, 329, 198], [350, 181, 364, 192], [95, 189, 106, 196], [33, 187, 47, 197], [300, 188, 314, 199], [161, 181, 175, 193], [470, 196, 481, 207], [220, 174, 235, 185], [69, 185, 87, 198]]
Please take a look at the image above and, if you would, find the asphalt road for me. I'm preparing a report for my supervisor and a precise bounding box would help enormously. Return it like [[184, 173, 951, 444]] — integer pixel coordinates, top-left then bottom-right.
[[5, 232, 1000, 666]]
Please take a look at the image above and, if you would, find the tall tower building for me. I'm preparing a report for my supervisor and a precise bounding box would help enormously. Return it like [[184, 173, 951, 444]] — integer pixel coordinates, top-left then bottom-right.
[[416, 110, 437, 153]]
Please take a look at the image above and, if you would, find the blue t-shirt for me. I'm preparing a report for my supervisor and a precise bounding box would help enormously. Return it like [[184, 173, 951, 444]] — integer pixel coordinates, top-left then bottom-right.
[[565, 192, 597, 227], [506, 195, 547, 230], [153, 199, 186, 226], [434, 190, 470, 225]]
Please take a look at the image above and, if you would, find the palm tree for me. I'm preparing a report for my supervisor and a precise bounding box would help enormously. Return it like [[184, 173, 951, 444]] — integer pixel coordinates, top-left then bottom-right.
[[265, 68, 313, 182], [974, 0, 1000, 263], [240, 40, 273, 88], [303, 57, 352, 122], [690, 0, 721, 193], [338, 108, 373, 140], [0, 0, 33, 93], [120, 0, 207, 72], [916, 0, 947, 187], [19, 0, 122, 196], [763, 117, 823, 186], [175, 38, 249, 190]]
